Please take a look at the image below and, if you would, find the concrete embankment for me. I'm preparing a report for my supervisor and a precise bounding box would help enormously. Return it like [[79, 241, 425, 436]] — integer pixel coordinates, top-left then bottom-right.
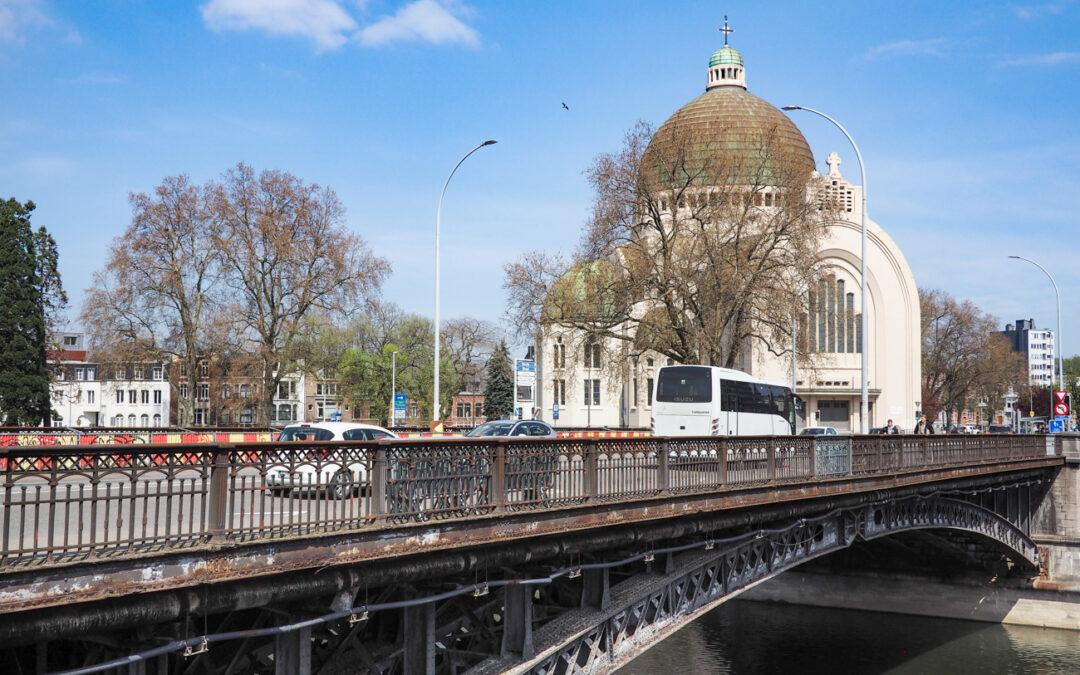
[[742, 570, 1080, 630]]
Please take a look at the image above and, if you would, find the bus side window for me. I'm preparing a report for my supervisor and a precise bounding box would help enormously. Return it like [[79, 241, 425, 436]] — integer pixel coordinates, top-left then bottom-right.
[[720, 379, 738, 412]]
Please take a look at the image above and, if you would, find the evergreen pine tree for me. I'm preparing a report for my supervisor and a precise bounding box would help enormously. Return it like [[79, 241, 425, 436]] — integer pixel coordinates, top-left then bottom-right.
[[0, 199, 55, 425], [483, 340, 514, 420]]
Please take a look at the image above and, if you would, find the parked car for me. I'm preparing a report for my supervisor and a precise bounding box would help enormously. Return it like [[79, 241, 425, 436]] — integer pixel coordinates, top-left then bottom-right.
[[465, 420, 556, 438], [955, 424, 982, 435], [987, 425, 1013, 434], [799, 426, 839, 436], [266, 422, 397, 498]]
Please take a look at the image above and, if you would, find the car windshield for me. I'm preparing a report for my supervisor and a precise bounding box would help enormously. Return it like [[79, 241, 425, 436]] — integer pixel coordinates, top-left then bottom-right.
[[279, 427, 334, 442], [466, 422, 515, 437], [802, 428, 824, 435]]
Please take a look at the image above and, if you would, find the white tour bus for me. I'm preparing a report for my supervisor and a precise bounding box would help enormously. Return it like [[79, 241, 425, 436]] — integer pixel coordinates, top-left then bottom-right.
[[651, 365, 797, 436]]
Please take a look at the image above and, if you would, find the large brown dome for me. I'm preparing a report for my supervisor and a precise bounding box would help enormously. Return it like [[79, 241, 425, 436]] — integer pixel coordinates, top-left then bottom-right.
[[643, 54, 816, 188]]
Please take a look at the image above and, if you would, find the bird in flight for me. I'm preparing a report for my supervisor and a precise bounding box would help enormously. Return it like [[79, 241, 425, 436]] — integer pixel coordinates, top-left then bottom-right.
[[561, 102, 570, 111]]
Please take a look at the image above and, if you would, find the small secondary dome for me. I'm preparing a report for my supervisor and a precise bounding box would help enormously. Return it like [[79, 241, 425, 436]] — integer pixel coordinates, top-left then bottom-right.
[[709, 45, 743, 68]]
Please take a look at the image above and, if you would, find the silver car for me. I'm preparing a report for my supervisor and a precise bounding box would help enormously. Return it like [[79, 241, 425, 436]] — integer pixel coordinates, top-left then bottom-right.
[[465, 420, 556, 438]]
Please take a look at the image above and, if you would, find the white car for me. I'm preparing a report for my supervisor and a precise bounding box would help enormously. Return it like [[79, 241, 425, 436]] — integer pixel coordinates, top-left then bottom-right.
[[266, 422, 397, 498], [799, 426, 840, 436]]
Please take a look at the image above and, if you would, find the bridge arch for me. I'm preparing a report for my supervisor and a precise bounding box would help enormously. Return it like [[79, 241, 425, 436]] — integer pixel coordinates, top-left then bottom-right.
[[486, 496, 1038, 675]]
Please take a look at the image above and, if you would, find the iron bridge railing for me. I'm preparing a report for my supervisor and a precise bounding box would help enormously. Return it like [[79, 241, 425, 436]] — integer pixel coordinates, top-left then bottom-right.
[[0, 434, 1053, 568]]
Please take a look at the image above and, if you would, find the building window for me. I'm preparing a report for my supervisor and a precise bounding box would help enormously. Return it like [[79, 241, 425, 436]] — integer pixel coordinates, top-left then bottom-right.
[[152, 366, 163, 381], [140, 414, 149, 426], [553, 339, 566, 369], [633, 378, 638, 407], [87, 390, 95, 404], [197, 383, 209, 401], [646, 357, 654, 368], [179, 384, 189, 399], [584, 341, 601, 369], [199, 362, 209, 378], [63, 335, 78, 347], [140, 390, 149, 404], [647, 377, 654, 406], [153, 414, 161, 427], [194, 409, 206, 425], [553, 379, 566, 406], [128, 414, 136, 427], [115, 367, 125, 380], [153, 390, 162, 404], [239, 410, 252, 424], [116, 390, 124, 404], [134, 365, 143, 379], [128, 389, 137, 404], [584, 379, 601, 406], [456, 402, 472, 418], [179, 363, 187, 377], [112, 414, 123, 426]]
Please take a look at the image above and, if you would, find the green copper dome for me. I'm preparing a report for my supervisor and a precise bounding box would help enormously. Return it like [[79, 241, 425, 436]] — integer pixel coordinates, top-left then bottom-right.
[[709, 45, 743, 67]]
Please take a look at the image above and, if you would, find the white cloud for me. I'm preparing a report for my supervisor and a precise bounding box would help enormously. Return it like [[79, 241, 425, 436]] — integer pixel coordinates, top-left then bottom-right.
[[0, 0, 53, 44], [1014, 1, 1075, 20], [357, 0, 478, 48], [863, 38, 949, 60], [1002, 51, 1080, 65], [201, 0, 358, 51]]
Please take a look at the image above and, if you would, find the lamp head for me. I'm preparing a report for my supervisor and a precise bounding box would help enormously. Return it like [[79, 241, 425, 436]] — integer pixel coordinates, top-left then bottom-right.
[[1008, 255, 1021, 260], [482, 139, 498, 146], [781, 105, 801, 111]]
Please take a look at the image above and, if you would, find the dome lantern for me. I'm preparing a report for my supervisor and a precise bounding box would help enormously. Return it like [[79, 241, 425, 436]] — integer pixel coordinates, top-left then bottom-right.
[[707, 17, 746, 90]]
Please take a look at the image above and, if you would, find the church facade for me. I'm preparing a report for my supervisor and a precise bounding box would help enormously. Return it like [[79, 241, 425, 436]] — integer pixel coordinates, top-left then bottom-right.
[[534, 36, 922, 433]]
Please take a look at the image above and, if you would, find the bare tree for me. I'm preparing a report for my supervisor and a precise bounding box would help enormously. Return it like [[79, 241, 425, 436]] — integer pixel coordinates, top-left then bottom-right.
[[209, 163, 390, 423], [505, 120, 832, 369], [920, 288, 1026, 426], [442, 317, 498, 391], [81, 175, 223, 424]]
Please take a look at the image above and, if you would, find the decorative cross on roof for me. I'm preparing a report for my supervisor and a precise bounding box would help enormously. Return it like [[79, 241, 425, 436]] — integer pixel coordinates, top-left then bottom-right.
[[720, 16, 734, 45]]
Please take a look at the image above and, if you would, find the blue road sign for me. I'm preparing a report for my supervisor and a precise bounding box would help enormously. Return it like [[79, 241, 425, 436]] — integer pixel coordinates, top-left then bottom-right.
[[553, 403, 560, 420], [1049, 417, 1066, 434], [393, 393, 407, 421], [329, 411, 342, 422]]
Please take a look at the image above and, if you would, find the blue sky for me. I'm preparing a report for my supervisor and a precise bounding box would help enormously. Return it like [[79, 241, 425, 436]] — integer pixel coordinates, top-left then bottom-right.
[[2, 0, 1079, 355]]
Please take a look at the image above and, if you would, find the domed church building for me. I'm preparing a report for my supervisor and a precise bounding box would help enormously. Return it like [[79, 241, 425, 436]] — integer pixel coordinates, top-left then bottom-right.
[[535, 33, 921, 433]]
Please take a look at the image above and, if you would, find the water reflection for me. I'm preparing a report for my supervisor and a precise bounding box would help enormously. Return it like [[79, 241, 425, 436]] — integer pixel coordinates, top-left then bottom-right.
[[619, 600, 1080, 674]]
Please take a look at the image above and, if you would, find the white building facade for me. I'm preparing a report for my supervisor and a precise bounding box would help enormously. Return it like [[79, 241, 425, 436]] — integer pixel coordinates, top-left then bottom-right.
[[1002, 319, 1055, 387], [535, 39, 922, 432], [50, 333, 171, 428]]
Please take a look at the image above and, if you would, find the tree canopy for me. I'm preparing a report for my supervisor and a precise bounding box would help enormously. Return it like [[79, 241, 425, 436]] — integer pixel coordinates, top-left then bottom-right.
[[505, 120, 832, 369], [0, 199, 66, 424]]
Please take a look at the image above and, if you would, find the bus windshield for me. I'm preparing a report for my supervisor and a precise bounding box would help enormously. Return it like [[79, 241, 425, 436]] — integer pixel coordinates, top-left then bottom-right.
[[656, 367, 712, 403]]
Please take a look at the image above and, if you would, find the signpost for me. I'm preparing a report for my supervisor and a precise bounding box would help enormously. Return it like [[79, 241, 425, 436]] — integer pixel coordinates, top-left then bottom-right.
[[514, 359, 536, 420], [552, 402, 560, 421], [1053, 390, 1070, 418], [393, 393, 407, 423]]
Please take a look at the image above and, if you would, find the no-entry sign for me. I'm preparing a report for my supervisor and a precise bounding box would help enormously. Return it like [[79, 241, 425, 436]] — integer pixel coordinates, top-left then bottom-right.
[[1053, 390, 1070, 418]]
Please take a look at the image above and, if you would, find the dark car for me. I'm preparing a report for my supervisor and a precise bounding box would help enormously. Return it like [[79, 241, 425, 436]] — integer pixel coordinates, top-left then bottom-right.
[[987, 425, 1013, 434]]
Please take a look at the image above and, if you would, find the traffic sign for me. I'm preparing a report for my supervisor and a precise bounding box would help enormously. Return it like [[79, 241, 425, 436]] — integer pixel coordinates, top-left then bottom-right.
[[1049, 417, 1066, 434], [552, 402, 560, 421], [393, 393, 407, 421], [1053, 390, 1070, 418], [329, 411, 342, 422]]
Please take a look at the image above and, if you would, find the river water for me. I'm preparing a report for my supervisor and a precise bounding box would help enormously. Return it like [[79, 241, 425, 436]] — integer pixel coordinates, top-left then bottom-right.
[[619, 600, 1080, 674]]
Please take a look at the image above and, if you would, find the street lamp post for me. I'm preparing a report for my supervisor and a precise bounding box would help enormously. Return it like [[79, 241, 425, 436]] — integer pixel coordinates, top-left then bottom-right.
[[433, 140, 497, 429], [782, 105, 870, 434], [1008, 255, 1064, 390]]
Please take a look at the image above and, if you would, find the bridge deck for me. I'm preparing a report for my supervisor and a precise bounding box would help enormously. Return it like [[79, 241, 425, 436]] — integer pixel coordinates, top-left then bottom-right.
[[0, 434, 1061, 617]]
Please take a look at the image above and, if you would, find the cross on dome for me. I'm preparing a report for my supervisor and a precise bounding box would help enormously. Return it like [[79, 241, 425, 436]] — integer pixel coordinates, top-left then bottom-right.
[[720, 16, 734, 45]]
